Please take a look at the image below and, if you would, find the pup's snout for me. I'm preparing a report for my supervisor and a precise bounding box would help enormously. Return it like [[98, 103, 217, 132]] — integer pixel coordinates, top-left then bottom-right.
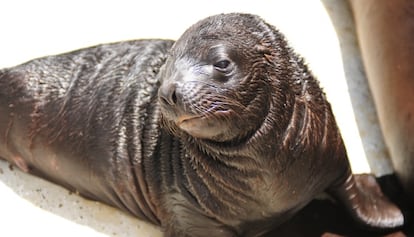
[[158, 82, 178, 106]]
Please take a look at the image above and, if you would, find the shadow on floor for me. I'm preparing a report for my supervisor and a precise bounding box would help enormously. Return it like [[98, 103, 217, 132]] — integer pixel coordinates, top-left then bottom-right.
[[265, 175, 413, 237]]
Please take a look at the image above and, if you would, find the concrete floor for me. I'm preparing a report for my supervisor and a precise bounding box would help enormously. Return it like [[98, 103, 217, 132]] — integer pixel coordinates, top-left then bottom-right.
[[0, 0, 394, 236]]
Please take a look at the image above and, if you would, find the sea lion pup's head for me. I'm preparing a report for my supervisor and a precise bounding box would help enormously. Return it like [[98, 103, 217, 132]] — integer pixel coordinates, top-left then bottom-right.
[[159, 13, 293, 142]]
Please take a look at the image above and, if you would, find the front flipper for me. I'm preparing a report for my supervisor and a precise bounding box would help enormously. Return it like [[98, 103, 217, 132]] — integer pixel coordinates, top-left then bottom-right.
[[330, 173, 404, 229]]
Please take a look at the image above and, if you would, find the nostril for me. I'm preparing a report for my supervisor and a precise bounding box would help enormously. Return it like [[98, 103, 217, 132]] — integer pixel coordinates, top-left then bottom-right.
[[159, 83, 178, 106], [160, 96, 170, 106], [171, 90, 177, 104]]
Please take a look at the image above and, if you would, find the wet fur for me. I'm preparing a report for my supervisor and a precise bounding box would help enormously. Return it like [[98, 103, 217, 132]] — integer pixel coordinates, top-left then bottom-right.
[[0, 13, 404, 237]]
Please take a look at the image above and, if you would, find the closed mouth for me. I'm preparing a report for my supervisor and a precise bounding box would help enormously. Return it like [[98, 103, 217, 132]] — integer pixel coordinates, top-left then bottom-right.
[[176, 114, 202, 126]]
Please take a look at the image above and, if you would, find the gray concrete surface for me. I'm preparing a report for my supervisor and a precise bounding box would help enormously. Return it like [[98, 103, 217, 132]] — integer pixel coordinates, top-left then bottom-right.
[[0, 0, 393, 236]]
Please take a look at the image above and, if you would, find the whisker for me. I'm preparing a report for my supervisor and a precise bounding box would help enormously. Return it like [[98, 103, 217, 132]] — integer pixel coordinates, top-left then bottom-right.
[[184, 80, 223, 90]]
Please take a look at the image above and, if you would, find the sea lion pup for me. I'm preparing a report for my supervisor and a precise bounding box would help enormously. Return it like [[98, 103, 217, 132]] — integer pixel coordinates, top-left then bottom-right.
[[0, 13, 404, 236]]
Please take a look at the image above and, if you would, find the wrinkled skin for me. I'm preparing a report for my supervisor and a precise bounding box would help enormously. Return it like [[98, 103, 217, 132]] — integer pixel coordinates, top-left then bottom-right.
[[0, 13, 404, 237]]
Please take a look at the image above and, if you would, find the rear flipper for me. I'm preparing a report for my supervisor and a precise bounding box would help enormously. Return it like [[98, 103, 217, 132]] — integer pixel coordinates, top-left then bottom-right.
[[330, 172, 404, 229]]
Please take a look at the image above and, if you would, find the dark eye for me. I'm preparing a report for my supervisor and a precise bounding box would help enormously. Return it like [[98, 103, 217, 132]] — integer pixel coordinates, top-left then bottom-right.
[[213, 60, 231, 72]]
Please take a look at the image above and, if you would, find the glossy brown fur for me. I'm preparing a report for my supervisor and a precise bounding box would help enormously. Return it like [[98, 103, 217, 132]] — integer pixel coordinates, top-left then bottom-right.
[[0, 13, 404, 237], [0, 40, 173, 225]]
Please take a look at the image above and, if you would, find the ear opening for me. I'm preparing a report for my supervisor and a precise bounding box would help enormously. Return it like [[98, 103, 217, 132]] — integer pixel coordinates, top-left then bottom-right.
[[255, 44, 274, 63]]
